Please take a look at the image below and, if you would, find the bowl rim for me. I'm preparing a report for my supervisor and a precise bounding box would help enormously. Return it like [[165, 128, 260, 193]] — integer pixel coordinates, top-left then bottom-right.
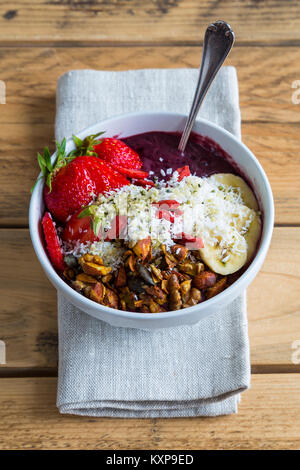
[[29, 111, 274, 322]]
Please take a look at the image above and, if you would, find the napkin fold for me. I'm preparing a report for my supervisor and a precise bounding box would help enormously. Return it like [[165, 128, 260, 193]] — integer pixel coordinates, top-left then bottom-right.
[[56, 67, 250, 417]]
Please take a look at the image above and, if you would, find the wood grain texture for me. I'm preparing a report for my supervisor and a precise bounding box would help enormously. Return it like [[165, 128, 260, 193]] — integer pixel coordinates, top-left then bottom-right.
[[0, 374, 299, 450], [0, 227, 299, 369], [0, 0, 299, 45], [0, 46, 299, 225], [0, 46, 298, 126]]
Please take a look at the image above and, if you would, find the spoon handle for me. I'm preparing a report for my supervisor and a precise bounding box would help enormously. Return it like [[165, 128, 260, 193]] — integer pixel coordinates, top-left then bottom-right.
[[178, 21, 235, 153]]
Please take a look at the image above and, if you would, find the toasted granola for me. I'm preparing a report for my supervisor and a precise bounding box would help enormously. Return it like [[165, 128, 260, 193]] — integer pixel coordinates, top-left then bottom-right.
[[64, 238, 227, 312]]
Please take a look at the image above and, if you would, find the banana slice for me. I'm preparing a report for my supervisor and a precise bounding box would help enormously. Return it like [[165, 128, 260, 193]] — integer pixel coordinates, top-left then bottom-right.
[[208, 173, 259, 211], [232, 205, 262, 263], [199, 229, 247, 275]]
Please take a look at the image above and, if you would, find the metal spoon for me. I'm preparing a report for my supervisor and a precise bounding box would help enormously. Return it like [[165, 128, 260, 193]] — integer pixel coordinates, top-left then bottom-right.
[[178, 20, 235, 153]]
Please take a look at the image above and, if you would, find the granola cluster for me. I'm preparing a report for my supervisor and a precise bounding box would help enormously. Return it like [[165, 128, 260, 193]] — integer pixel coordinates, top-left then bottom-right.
[[63, 237, 227, 312]]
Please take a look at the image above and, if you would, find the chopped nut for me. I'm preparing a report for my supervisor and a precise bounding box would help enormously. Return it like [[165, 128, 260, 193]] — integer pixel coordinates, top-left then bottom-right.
[[193, 271, 217, 290], [72, 280, 86, 292], [193, 250, 203, 261], [93, 255, 104, 265], [103, 287, 119, 309], [123, 250, 133, 259], [63, 268, 75, 281], [171, 244, 189, 262], [183, 287, 202, 307], [162, 269, 190, 282], [83, 286, 92, 297], [126, 255, 136, 272], [140, 305, 150, 313], [160, 279, 169, 294], [180, 279, 192, 295], [90, 282, 106, 303], [178, 262, 197, 276], [76, 273, 98, 284], [81, 261, 112, 277], [145, 243, 153, 263], [119, 286, 137, 309], [149, 299, 166, 313], [161, 244, 177, 268], [196, 263, 205, 274], [83, 253, 94, 262], [168, 274, 182, 310], [133, 237, 151, 261], [180, 280, 192, 303], [102, 274, 113, 284], [161, 269, 173, 280], [146, 285, 167, 305], [150, 264, 163, 282], [206, 277, 227, 299], [115, 265, 127, 287]]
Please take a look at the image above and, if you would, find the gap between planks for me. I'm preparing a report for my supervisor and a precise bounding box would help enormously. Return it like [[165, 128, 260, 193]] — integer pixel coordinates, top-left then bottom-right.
[[1, 365, 300, 379], [1, 41, 300, 48]]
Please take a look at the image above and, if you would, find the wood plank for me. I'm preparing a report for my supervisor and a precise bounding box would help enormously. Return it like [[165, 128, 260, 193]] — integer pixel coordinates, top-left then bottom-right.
[[0, 374, 299, 450], [0, 227, 299, 369], [0, 46, 298, 126], [0, 1, 299, 45]]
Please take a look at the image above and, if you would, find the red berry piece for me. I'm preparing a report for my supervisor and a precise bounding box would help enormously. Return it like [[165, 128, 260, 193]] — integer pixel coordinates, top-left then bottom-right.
[[42, 212, 66, 271]]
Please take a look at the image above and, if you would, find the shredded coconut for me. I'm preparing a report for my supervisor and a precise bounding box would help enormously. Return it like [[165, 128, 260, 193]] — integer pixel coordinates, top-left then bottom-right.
[[62, 173, 258, 267]]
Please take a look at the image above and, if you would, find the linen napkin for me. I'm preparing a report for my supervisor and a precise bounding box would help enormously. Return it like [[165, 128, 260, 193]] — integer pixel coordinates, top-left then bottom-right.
[[56, 67, 250, 417]]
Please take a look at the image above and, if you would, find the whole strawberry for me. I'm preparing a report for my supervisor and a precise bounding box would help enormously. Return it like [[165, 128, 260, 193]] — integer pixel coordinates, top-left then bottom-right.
[[44, 157, 97, 223], [36, 139, 129, 222], [94, 138, 142, 170]]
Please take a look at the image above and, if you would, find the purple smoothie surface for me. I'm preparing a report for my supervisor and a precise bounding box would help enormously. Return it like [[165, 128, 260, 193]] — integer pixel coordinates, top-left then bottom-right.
[[123, 131, 238, 178]]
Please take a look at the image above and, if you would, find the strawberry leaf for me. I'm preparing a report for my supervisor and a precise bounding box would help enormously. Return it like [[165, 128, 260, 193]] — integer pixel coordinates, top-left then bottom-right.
[[78, 205, 102, 237], [30, 176, 42, 193], [92, 216, 102, 238], [32, 132, 104, 194], [72, 131, 105, 157], [78, 206, 93, 219], [37, 152, 46, 173], [43, 148, 52, 172], [72, 135, 83, 148]]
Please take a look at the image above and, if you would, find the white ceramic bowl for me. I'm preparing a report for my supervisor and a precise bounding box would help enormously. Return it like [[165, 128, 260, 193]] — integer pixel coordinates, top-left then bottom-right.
[[29, 112, 274, 329]]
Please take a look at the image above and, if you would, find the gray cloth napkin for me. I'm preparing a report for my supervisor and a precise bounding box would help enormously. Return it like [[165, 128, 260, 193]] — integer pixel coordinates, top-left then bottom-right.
[[56, 67, 250, 417]]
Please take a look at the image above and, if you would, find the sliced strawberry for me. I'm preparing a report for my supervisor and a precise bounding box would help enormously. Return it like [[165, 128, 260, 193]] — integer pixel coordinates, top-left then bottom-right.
[[94, 138, 142, 170], [63, 210, 98, 243], [152, 200, 181, 209], [42, 212, 66, 271], [173, 232, 204, 249], [133, 179, 155, 187], [176, 165, 190, 181], [88, 158, 130, 194], [114, 167, 149, 179], [104, 215, 128, 240], [155, 209, 175, 224]]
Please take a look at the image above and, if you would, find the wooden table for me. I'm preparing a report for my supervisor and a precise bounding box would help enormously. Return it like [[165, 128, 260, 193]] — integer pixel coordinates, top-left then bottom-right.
[[0, 0, 300, 450]]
